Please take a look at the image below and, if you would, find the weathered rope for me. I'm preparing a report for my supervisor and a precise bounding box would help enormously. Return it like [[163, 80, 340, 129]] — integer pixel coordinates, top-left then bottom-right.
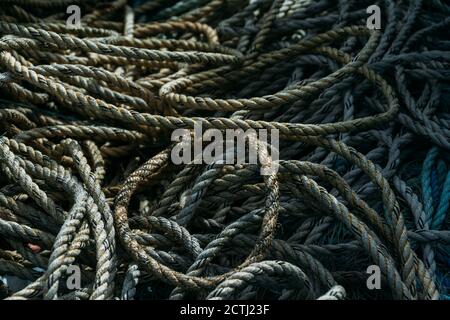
[[0, 0, 448, 300]]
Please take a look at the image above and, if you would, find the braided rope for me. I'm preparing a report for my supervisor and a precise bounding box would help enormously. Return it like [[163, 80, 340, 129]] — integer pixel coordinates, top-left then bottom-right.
[[0, 0, 448, 301]]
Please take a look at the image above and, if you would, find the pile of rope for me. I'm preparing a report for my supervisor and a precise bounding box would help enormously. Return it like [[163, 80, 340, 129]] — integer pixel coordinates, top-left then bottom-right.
[[0, 0, 449, 300]]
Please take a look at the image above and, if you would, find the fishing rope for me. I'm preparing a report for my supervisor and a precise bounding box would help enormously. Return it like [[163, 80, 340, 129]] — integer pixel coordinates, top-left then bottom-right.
[[0, 0, 448, 300]]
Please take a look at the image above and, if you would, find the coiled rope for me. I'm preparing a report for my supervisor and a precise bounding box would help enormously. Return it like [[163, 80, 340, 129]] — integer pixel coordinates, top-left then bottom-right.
[[0, 0, 448, 300]]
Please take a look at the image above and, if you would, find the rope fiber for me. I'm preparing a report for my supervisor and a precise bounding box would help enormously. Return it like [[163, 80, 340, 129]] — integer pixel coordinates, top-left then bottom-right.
[[0, 0, 448, 300]]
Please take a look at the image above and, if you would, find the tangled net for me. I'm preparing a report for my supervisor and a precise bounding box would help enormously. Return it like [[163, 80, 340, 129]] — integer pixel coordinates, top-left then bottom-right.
[[0, 0, 449, 300]]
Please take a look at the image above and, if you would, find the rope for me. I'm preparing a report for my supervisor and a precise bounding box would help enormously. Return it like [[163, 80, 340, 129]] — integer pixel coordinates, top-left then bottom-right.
[[0, 0, 448, 300]]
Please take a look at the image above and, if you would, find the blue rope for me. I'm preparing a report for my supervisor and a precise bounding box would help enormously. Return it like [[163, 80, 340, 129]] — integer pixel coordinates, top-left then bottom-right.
[[437, 248, 450, 265], [421, 148, 450, 230], [421, 147, 450, 298], [432, 170, 450, 230], [421, 147, 439, 226], [431, 166, 440, 210], [132, 0, 144, 5], [436, 160, 447, 196]]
